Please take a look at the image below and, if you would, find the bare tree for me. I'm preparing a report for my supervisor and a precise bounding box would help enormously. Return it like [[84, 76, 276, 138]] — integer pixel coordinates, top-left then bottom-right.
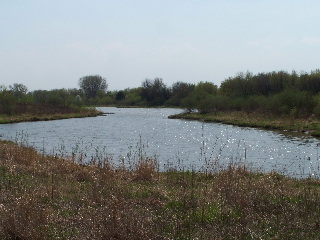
[[78, 75, 108, 99]]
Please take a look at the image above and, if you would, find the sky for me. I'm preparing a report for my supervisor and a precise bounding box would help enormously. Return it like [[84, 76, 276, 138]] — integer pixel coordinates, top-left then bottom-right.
[[1, 0, 320, 92]]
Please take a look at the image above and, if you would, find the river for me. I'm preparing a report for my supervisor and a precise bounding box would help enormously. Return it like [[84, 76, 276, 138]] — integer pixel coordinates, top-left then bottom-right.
[[1, 107, 320, 178]]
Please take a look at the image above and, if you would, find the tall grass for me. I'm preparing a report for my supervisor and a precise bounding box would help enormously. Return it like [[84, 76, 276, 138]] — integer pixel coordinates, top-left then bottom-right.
[[1, 140, 320, 239]]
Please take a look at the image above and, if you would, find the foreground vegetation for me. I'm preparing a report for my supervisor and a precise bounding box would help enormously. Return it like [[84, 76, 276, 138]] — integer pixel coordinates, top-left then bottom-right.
[[1, 140, 320, 239]]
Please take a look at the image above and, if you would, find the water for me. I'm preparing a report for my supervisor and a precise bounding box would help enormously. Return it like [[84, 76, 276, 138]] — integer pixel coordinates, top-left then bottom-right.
[[1, 107, 320, 177]]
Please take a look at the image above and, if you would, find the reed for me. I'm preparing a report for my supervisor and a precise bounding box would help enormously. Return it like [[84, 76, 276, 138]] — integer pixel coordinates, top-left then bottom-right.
[[0, 140, 320, 239]]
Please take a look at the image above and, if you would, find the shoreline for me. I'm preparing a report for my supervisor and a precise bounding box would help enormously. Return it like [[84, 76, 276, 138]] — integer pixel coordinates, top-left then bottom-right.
[[169, 111, 320, 138], [0, 108, 103, 124]]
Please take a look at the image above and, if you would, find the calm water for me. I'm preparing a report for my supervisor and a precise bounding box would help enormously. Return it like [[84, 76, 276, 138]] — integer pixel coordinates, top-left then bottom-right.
[[1, 107, 320, 177]]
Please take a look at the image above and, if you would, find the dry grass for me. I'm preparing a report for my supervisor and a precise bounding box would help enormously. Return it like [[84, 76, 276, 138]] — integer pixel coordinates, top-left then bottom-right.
[[169, 111, 320, 136], [0, 106, 102, 124], [1, 140, 320, 239]]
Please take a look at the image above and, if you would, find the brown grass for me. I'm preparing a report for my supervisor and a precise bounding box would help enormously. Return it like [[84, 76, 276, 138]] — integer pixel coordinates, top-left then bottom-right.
[[169, 111, 320, 136], [1, 140, 320, 239], [0, 104, 102, 124]]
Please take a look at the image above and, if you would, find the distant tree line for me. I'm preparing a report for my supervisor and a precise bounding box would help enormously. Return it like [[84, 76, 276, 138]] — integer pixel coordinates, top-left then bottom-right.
[[1, 70, 320, 118], [108, 70, 320, 118], [214, 70, 320, 117], [0, 75, 108, 115]]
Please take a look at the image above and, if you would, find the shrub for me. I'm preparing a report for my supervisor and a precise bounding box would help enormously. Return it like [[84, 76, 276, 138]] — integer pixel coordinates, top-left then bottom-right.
[[268, 89, 315, 116]]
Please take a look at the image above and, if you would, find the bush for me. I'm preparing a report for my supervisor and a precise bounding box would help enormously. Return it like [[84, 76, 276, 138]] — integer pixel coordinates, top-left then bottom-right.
[[242, 95, 268, 113], [268, 89, 315, 116], [181, 94, 197, 113], [0, 90, 16, 115]]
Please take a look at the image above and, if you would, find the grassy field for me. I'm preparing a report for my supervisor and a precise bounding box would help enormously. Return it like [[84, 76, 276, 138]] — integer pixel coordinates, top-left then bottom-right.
[[1, 140, 320, 239], [169, 111, 320, 138]]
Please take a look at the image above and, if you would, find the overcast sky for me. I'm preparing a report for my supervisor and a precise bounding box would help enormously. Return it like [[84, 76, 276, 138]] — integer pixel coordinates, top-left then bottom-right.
[[1, 0, 320, 91]]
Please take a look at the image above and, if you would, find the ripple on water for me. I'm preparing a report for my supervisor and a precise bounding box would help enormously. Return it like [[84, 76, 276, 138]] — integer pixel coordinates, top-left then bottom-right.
[[0, 107, 320, 178]]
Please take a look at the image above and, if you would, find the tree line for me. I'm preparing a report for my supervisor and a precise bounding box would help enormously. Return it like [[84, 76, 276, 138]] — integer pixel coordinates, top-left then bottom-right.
[[108, 70, 320, 118], [1, 70, 320, 118], [0, 75, 107, 115]]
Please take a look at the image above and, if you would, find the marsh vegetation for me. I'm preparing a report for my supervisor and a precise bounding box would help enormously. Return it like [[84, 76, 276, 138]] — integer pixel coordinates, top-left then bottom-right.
[[1, 140, 320, 239]]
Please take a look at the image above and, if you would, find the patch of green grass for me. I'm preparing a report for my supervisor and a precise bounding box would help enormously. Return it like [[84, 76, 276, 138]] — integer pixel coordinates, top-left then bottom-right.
[[191, 203, 222, 223]]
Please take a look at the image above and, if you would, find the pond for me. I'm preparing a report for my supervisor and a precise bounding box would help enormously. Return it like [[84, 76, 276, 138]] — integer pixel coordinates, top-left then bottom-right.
[[1, 107, 320, 178]]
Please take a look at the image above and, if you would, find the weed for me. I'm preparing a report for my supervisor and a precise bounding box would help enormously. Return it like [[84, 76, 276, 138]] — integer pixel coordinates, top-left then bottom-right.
[[1, 140, 320, 239]]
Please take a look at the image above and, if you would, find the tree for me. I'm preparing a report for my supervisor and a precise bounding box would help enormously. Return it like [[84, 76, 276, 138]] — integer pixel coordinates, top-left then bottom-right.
[[169, 81, 195, 106], [78, 75, 108, 99], [32, 90, 49, 104], [220, 72, 252, 98], [0, 85, 16, 115], [141, 78, 170, 106], [115, 90, 126, 101], [10, 83, 28, 100], [122, 88, 143, 106], [194, 81, 218, 96]]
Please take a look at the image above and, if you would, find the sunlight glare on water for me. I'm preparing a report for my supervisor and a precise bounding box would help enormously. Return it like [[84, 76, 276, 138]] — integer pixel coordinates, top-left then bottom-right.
[[1, 107, 320, 178]]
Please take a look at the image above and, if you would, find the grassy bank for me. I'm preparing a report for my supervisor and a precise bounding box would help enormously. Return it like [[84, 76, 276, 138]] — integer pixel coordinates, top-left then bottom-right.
[[1, 141, 320, 239], [169, 111, 320, 137], [0, 108, 103, 124]]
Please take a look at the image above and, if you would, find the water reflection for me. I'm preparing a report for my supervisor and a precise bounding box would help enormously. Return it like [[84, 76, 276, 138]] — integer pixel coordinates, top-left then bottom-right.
[[0, 107, 320, 178]]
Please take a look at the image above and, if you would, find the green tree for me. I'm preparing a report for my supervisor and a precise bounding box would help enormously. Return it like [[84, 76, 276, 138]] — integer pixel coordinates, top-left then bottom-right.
[[193, 81, 218, 113], [32, 90, 49, 104], [115, 90, 126, 101], [122, 88, 143, 106], [47, 89, 73, 108], [220, 72, 252, 98], [141, 78, 170, 106], [79, 75, 108, 99], [268, 89, 315, 116], [299, 70, 320, 94], [169, 81, 195, 106], [180, 94, 197, 113], [194, 81, 218, 96], [180, 81, 218, 113], [0, 85, 16, 115], [10, 83, 28, 101]]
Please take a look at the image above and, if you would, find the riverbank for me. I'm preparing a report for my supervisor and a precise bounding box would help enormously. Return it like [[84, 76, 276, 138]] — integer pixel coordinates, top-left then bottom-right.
[[169, 111, 320, 137], [1, 140, 320, 239], [0, 108, 103, 124]]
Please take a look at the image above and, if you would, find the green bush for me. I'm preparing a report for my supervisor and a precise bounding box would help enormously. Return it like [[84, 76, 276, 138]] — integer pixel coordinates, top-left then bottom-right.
[[268, 89, 315, 116], [0, 90, 16, 115], [181, 94, 197, 113]]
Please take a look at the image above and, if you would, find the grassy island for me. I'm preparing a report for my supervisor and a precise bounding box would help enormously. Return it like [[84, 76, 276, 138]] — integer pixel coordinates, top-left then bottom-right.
[[1, 140, 320, 239]]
